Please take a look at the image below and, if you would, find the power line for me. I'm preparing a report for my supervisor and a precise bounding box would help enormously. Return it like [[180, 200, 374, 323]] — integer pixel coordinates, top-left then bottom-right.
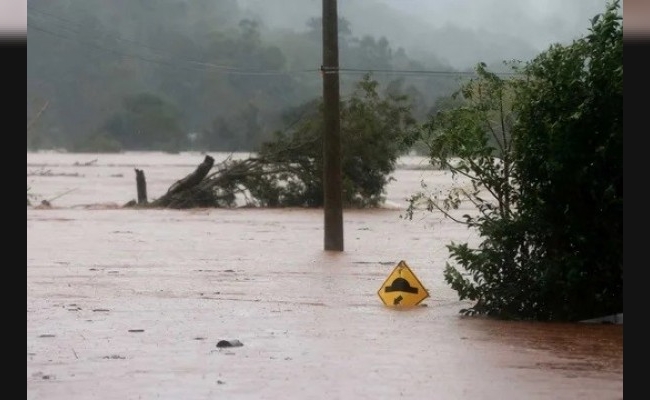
[[27, 22, 204, 73], [27, 5, 171, 55], [27, 19, 318, 76], [338, 67, 519, 77], [28, 6, 316, 76], [28, 9, 292, 75], [27, 5, 521, 79]]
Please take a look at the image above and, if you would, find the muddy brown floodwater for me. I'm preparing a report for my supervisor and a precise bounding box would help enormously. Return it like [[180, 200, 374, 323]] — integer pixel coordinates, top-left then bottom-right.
[[27, 152, 623, 400]]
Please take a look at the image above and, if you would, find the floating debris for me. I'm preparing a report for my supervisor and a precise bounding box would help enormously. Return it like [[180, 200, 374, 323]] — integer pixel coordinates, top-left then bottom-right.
[[216, 339, 243, 348]]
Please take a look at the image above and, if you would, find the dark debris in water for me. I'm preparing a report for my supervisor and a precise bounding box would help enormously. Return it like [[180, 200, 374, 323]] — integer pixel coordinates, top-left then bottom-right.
[[216, 339, 243, 348], [352, 261, 395, 266], [103, 355, 126, 360]]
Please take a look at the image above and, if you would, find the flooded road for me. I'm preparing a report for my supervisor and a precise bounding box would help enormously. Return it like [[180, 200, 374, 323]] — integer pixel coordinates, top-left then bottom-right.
[[27, 152, 623, 400]]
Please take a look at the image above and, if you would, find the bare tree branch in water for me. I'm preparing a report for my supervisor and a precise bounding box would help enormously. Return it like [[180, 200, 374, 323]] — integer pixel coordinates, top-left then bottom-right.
[[124, 75, 418, 209], [127, 154, 306, 209]]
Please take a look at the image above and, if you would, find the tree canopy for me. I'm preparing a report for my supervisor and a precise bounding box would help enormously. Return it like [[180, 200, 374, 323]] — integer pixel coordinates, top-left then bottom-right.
[[27, 0, 459, 152], [136, 75, 417, 209], [408, 0, 622, 321]]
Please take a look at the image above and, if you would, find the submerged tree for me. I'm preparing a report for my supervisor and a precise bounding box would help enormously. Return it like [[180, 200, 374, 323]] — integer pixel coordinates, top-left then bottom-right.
[[406, 62, 522, 317], [407, 0, 622, 321], [131, 75, 417, 209], [509, 1, 623, 320], [254, 74, 417, 207]]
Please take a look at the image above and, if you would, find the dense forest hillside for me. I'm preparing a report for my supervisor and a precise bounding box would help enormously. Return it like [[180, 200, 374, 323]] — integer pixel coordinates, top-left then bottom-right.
[[27, 0, 599, 152]]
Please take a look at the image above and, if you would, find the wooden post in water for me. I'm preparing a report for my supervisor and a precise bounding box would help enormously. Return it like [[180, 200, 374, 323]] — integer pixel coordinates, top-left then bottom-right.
[[322, 0, 344, 251], [135, 168, 148, 205]]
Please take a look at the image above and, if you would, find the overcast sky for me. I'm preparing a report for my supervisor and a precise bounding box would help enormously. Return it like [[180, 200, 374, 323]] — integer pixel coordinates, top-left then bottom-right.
[[14, 0, 624, 42], [15, 0, 632, 48], [239, 0, 611, 51], [378, 0, 612, 50], [237, 0, 615, 68]]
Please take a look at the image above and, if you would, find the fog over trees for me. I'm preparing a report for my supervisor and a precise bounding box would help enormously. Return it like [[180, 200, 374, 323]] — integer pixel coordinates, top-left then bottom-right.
[[239, 0, 608, 68], [27, 0, 606, 152]]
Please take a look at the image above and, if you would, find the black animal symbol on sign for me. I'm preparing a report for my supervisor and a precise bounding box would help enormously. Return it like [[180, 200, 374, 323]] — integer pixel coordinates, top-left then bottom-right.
[[385, 277, 419, 294]]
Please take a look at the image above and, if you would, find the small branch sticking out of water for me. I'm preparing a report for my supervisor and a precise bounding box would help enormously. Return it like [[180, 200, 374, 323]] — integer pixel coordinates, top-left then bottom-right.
[[47, 188, 78, 203], [73, 159, 98, 166]]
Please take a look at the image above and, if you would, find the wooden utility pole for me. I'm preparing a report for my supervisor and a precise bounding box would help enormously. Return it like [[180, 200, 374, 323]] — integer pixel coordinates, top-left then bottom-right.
[[322, 0, 344, 251]]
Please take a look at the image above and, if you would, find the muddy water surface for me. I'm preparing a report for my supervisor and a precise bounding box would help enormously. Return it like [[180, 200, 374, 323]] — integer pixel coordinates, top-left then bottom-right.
[[27, 152, 623, 400]]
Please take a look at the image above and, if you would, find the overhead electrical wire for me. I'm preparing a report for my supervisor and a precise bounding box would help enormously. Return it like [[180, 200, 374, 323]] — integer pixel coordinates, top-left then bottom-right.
[[27, 5, 520, 79], [27, 19, 315, 76]]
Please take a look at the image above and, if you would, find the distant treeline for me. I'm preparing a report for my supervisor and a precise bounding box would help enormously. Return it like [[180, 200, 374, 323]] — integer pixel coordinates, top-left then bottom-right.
[[27, 0, 470, 153]]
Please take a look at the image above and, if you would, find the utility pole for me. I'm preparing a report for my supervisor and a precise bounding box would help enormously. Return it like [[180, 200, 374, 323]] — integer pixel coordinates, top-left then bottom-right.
[[322, 0, 344, 251]]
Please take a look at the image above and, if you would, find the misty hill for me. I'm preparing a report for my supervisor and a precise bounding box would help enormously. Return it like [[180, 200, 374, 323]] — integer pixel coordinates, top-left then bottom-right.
[[239, 0, 606, 69], [27, 0, 604, 153]]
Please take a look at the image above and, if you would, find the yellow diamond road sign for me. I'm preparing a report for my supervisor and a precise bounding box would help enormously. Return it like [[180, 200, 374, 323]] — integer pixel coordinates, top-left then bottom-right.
[[377, 260, 429, 307]]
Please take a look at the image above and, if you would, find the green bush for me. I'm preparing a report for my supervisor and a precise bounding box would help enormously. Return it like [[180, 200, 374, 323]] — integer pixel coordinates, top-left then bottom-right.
[[409, 1, 622, 321], [510, 1, 622, 320], [255, 75, 417, 207]]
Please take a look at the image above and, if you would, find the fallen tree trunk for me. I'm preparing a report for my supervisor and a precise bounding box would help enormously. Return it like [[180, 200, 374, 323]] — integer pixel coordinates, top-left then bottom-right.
[[149, 155, 215, 208], [126, 153, 290, 209], [167, 155, 215, 195], [126, 153, 317, 209]]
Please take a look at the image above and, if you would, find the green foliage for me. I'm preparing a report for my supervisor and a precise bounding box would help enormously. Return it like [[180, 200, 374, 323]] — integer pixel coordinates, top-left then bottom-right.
[[406, 62, 522, 318], [27, 0, 461, 152], [409, 1, 622, 321], [100, 93, 187, 152], [253, 75, 417, 207], [509, 0, 623, 320], [408, 61, 518, 220], [200, 103, 264, 152], [71, 133, 123, 153]]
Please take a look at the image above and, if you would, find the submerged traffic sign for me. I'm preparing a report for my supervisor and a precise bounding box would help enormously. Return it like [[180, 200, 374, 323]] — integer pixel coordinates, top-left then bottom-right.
[[377, 260, 429, 307]]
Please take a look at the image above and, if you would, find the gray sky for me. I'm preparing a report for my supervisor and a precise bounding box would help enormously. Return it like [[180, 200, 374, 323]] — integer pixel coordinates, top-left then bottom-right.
[[0, 0, 26, 34], [378, 0, 611, 50], [239, 0, 614, 68]]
